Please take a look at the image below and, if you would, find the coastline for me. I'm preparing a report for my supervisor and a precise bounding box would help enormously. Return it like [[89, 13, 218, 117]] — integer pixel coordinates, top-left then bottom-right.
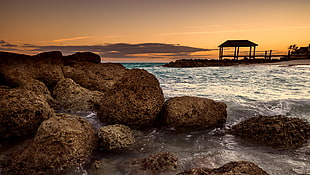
[[261, 59, 310, 66]]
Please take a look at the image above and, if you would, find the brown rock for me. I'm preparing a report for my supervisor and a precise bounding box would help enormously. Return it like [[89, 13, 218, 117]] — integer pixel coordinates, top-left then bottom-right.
[[63, 62, 127, 92], [178, 161, 269, 175], [230, 115, 310, 149], [98, 124, 135, 151], [0, 88, 54, 140], [5, 113, 97, 175], [0, 51, 64, 88], [63, 52, 101, 65], [121, 152, 178, 175], [160, 96, 227, 130], [51, 78, 104, 112], [97, 69, 165, 129]]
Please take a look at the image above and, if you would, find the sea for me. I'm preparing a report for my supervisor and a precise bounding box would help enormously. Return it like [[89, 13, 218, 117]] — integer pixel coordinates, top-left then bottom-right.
[[82, 63, 310, 175]]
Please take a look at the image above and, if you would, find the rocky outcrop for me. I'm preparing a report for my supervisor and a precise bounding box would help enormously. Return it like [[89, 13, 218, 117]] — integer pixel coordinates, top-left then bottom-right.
[[63, 52, 101, 65], [0, 51, 64, 88], [159, 96, 227, 130], [230, 115, 310, 149], [178, 161, 269, 175], [0, 88, 54, 140], [121, 152, 178, 175], [5, 113, 97, 175], [98, 124, 135, 151], [97, 69, 165, 129], [51, 78, 104, 112], [62, 62, 127, 92]]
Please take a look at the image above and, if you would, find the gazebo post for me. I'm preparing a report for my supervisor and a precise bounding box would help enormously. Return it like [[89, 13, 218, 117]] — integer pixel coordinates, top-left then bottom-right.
[[236, 46, 240, 60], [253, 46, 256, 59], [249, 46, 252, 59]]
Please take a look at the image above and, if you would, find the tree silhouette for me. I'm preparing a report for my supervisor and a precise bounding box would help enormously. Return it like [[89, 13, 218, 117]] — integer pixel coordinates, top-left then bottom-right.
[[288, 44, 299, 54]]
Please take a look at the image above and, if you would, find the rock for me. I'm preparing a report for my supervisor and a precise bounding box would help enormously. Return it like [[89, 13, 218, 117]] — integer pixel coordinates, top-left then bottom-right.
[[98, 124, 135, 151], [97, 69, 165, 129], [5, 113, 97, 175], [0, 51, 64, 88], [63, 62, 127, 92], [20, 79, 55, 105], [230, 115, 310, 149], [121, 152, 178, 175], [159, 96, 227, 130], [178, 161, 269, 175], [0, 88, 54, 140], [51, 78, 104, 112], [63, 52, 101, 65]]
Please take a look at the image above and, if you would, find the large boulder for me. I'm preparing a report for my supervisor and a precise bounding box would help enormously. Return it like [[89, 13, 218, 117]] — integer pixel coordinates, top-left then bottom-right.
[[121, 152, 178, 175], [51, 78, 104, 112], [0, 51, 64, 88], [5, 113, 97, 175], [98, 124, 135, 151], [159, 96, 227, 130], [230, 115, 310, 149], [0, 88, 54, 140], [63, 62, 127, 92], [178, 161, 269, 175], [97, 69, 165, 129]]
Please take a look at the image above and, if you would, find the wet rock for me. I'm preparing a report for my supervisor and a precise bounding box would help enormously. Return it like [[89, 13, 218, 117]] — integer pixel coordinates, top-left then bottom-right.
[[0, 88, 54, 140], [63, 52, 101, 65], [98, 69, 165, 129], [178, 161, 269, 175], [159, 96, 227, 130], [5, 113, 97, 175], [0, 51, 64, 88], [230, 115, 310, 149], [121, 152, 178, 175], [63, 62, 127, 92], [51, 78, 104, 112], [98, 124, 135, 151]]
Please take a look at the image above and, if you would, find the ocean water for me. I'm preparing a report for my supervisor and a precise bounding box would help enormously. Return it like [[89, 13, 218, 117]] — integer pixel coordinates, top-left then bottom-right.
[[84, 63, 309, 175]]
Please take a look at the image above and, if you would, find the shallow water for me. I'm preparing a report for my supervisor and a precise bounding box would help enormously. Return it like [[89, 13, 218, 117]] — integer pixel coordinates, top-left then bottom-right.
[[60, 63, 310, 174]]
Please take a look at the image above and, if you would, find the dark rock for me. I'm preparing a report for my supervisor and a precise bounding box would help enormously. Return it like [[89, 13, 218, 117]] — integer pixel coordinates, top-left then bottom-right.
[[159, 96, 227, 130], [51, 78, 104, 112], [5, 113, 97, 175], [230, 115, 310, 149], [0, 51, 64, 88], [63, 52, 101, 65], [0, 88, 54, 140], [63, 62, 127, 92], [121, 152, 178, 175], [97, 69, 165, 129], [98, 124, 135, 151], [178, 161, 269, 175]]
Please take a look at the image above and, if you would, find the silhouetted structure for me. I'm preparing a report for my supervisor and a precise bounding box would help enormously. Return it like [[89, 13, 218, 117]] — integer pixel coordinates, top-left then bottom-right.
[[218, 40, 258, 60]]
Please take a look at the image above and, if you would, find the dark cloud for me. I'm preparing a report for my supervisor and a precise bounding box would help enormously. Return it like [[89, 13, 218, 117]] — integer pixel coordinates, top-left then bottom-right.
[[0, 40, 213, 60]]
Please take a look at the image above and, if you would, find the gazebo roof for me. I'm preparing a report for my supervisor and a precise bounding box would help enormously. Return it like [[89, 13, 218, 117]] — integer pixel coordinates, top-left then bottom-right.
[[218, 40, 258, 47]]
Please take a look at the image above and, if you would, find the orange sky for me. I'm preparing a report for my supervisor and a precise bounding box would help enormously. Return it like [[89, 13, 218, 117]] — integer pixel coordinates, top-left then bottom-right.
[[1, 0, 309, 62]]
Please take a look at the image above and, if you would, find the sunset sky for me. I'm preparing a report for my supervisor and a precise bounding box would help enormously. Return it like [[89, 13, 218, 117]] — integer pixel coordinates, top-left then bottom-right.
[[1, 0, 310, 62]]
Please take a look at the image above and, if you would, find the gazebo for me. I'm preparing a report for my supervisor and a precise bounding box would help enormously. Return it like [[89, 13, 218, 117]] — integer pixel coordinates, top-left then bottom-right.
[[218, 40, 258, 60]]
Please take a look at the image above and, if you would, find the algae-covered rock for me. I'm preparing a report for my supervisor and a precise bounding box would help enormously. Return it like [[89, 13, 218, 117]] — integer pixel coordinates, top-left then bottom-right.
[[51, 78, 104, 112], [160, 96, 227, 130], [230, 115, 310, 149], [178, 161, 269, 175], [98, 69, 165, 129], [0, 88, 54, 140], [98, 124, 135, 151], [121, 152, 178, 175], [5, 113, 97, 175]]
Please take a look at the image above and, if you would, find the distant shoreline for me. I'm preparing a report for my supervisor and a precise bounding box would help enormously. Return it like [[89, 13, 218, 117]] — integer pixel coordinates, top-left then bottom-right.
[[162, 58, 310, 68]]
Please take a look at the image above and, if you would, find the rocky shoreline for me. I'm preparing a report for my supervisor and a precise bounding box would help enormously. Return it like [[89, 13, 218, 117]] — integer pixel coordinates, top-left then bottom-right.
[[1, 51, 309, 174]]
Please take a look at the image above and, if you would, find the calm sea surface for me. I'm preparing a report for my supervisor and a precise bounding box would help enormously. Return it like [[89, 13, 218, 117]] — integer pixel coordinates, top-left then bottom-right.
[[85, 63, 310, 175]]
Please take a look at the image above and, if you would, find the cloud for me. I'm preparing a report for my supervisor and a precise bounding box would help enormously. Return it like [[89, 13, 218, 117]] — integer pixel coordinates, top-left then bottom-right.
[[0, 41, 213, 60], [0, 40, 17, 47], [50, 36, 93, 42]]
